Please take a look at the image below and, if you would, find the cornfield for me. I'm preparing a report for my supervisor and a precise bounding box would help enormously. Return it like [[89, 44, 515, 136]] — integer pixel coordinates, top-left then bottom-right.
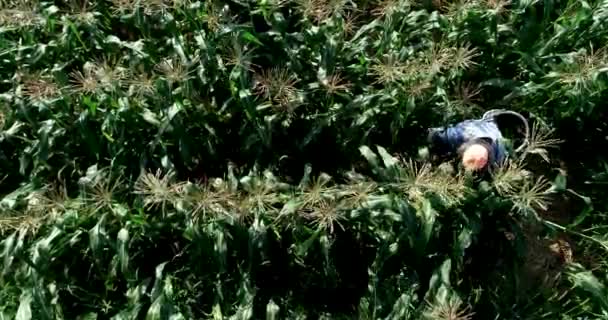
[[1, 0, 608, 318]]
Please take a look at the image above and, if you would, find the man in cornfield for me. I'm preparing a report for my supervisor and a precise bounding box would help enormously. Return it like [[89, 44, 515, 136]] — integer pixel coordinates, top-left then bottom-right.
[[427, 109, 529, 172]]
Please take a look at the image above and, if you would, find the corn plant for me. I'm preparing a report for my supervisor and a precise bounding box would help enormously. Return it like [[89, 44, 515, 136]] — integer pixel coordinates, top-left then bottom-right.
[[1, 0, 608, 318]]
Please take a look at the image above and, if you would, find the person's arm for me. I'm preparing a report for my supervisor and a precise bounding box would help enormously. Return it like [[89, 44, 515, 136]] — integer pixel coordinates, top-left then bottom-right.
[[428, 124, 467, 156], [491, 140, 507, 166]]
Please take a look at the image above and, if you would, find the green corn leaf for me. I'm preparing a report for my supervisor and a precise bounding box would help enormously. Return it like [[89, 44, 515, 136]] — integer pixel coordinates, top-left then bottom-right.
[[417, 198, 437, 254], [294, 229, 321, 258], [376, 146, 398, 170], [145, 295, 163, 320], [568, 264, 608, 311], [141, 109, 161, 126], [359, 146, 379, 168], [385, 292, 414, 320], [454, 227, 473, 264], [169, 313, 185, 320], [77, 312, 98, 320], [2, 232, 16, 277], [211, 304, 223, 320], [426, 258, 452, 305], [16, 290, 32, 320], [117, 228, 130, 276], [266, 299, 280, 320], [241, 31, 263, 46], [151, 262, 169, 301], [88, 215, 106, 260]]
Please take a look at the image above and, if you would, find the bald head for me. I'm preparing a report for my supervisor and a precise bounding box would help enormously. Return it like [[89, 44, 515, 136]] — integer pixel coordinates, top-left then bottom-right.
[[461, 143, 489, 171]]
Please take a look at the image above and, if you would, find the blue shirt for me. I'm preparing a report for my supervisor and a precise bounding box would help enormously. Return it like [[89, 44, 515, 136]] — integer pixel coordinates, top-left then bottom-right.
[[429, 118, 507, 166]]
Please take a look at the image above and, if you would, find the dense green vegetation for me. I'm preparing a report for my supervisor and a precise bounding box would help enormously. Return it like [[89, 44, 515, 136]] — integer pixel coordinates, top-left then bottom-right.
[[1, 0, 608, 318]]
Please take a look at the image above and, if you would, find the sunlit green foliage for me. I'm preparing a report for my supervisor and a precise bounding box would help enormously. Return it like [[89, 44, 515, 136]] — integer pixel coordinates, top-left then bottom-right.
[[1, 0, 608, 318]]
